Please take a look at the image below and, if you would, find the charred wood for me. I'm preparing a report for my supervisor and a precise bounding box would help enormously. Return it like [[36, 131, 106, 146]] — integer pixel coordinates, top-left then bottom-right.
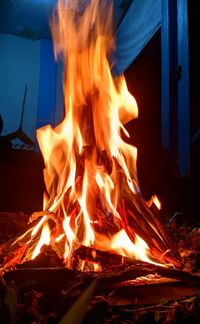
[[108, 282, 200, 306]]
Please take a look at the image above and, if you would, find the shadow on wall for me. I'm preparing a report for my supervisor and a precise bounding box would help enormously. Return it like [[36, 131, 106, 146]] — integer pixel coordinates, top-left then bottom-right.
[[124, 30, 191, 216]]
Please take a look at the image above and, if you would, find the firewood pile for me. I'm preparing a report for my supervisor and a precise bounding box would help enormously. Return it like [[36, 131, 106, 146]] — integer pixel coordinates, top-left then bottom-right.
[[0, 211, 200, 323]]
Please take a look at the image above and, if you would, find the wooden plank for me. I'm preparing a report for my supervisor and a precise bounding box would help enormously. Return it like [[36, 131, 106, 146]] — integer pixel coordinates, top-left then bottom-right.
[[177, 0, 190, 177], [161, 0, 178, 156]]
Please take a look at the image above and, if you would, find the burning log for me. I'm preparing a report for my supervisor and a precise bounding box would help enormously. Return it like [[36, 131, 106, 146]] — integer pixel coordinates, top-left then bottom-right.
[[17, 245, 65, 269], [2, 236, 200, 320], [72, 245, 123, 269], [72, 244, 180, 271], [84, 264, 200, 290], [3, 263, 200, 307], [4, 243, 199, 289], [2, 265, 200, 322]]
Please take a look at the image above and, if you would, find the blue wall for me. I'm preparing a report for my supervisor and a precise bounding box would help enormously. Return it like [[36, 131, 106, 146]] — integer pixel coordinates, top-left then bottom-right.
[[0, 34, 60, 149], [0, 33, 40, 140], [36, 39, 57, 129]]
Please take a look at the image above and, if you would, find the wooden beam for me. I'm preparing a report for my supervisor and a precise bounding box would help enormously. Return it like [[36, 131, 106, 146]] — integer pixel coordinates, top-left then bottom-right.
[[161, 0, 190, 177], [177, 0, 190, 177], [161, 0, 178, 156]]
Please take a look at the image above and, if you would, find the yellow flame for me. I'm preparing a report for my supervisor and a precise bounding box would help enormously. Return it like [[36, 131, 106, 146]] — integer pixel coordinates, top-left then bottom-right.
[[31, 215, 47, 237], [111, 229, 160, 265], [31, 223, 51, 259], [148, 195, 162, 210], [153, 195, 161, 210], [63, 214, 77, 259], [93, 263, 101, 272]]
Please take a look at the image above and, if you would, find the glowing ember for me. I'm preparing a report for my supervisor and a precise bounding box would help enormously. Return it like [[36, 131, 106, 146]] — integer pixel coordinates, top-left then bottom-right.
[[1, 0, 181, 270]]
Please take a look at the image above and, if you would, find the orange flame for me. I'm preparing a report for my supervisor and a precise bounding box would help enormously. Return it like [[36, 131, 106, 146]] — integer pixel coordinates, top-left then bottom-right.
[[13, 0, 178, 270], [148, 195, 162, 210], [153, 195, 162, 210], [35, 0, 140, 256], [31, 223, 51, 259], [111, 229, 162, 266]]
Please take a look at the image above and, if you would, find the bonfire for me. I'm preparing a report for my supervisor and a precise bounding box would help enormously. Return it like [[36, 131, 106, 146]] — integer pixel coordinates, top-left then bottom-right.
[[0, 0, 182, 272], [1, 1, 200, 323]]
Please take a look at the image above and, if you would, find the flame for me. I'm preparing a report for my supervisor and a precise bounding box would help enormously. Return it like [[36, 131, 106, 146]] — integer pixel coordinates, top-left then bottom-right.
[[63, 213, 76, 260], [111, 229, 161, 266], [31, 215, 47, 237], [36, 0, 140, 257], [93, 263, 101, 272], [6, 0, 180, 270], [153, 195, 161, 210], [148, 195, 162, 210], [31, 223, 51, 259]]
